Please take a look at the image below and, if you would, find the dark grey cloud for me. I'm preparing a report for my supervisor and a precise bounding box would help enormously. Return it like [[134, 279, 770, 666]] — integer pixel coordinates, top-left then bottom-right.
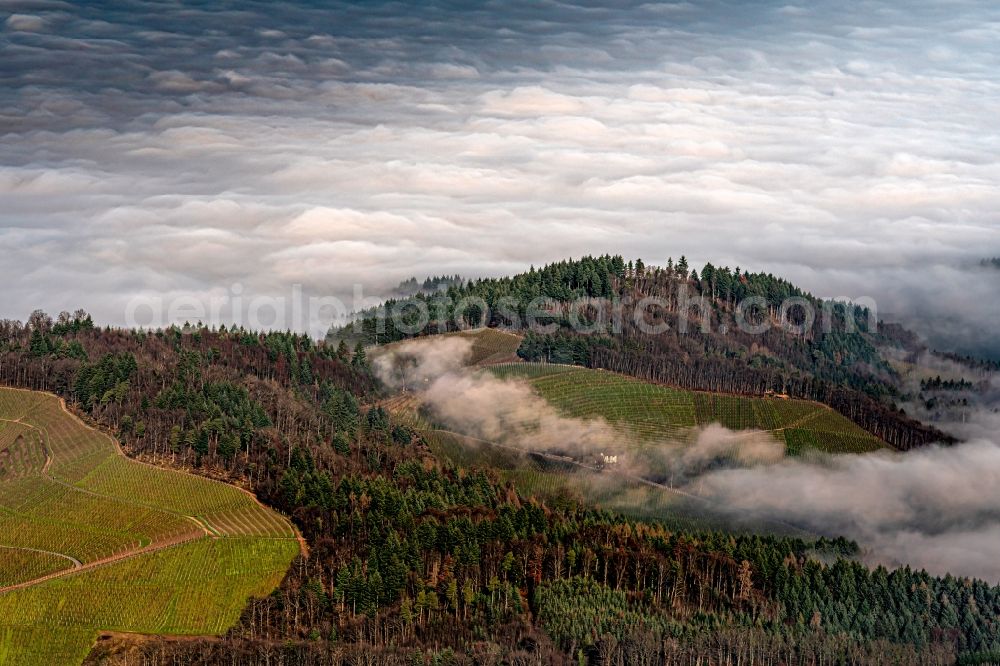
[[0, 0, 998, 342]]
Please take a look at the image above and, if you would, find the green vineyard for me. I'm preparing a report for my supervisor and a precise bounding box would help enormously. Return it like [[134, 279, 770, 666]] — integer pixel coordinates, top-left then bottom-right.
[[0, 539, 294, 664], [0, 388, 299, 665], [375, 329, 883, 456], [490, 363, 886, 455], [0, 548, 72, 588]]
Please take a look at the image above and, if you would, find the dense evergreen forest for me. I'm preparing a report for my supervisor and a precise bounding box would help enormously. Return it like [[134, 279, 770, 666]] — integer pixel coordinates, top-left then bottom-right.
[[338, 256, 953, 450], [1, 312, 997, 665]]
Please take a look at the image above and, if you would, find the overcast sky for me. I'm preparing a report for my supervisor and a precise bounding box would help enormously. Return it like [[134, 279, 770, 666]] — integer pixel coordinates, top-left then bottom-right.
[[2, 0, 998, 347]]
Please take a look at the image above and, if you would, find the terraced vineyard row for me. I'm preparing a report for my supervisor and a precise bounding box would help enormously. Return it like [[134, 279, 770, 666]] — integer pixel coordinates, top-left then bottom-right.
[[0, 390, 40, 422], [200, 504, 296, 538], [487, 363, 884, 454], [459, 328, 524, 365], [0, 481, 197, 563], [491, 362, 579, 380], [21, 397, 117, 483], [0, 387, 298, 665], [0, 538, 297, 665], [0, 423, 45, 480], [379, 393, 433, 430], [78, 456, 258, 515], [0, 548, 74, 588]]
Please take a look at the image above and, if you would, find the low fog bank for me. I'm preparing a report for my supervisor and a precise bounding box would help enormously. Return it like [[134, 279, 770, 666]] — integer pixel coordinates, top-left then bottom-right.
[[376, 337, 1000, 583], [695, 439, 1000, 582], [373, 336, 475, 391], [897, 352, 1000, 443], [873, 264, 999, 362]]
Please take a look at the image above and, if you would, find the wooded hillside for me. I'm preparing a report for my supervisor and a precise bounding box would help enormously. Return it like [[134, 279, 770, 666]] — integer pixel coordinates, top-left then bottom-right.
[[1, 312, 994, 665]]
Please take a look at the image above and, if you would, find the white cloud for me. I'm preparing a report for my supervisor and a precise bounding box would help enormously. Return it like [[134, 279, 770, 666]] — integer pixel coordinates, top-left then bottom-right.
[[479, 86, 589, 117], [147, 70, 218, 94], [4, 13, 46, 31]]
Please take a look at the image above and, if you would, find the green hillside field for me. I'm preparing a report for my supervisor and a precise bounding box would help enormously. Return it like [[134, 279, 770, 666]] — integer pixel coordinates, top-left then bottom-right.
[[490, 363, 886, 455], [0, 387, 299, 665]]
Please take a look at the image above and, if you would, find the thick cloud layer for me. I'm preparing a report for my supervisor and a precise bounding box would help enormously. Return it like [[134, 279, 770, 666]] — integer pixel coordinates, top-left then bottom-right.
[[2, 1, 999, 345]]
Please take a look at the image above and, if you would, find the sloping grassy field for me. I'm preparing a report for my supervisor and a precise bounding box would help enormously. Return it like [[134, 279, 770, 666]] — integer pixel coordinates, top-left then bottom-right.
[[491, 363, 885, 455], [0, 388, 298, 665]]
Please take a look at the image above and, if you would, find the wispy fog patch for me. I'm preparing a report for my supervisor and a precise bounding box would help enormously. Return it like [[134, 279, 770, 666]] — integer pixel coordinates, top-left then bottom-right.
[[374, 338, 626, 456], [895, 351, 1000, 441], [674, 424, 785, 475], [424, 370, 621, 456], [695, 439, 1000, 581], [372, 336, 474, 391]]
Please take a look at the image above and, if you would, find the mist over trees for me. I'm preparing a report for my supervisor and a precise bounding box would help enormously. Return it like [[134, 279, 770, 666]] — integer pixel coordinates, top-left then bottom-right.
[[979, 258, 1000, 270]]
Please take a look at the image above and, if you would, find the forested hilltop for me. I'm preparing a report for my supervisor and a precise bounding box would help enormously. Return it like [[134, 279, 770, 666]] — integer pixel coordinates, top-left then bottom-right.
[[338, 255, 953, 450], [0, 312, 998, 665]]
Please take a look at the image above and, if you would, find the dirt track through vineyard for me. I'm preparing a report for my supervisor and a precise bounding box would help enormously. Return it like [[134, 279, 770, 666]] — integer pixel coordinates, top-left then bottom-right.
[[0, 389, 303, 594]]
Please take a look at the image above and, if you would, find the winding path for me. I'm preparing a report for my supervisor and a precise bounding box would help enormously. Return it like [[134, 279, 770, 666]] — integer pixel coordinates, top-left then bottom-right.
[[0, 545, 81, 568], [54, 394, 309, 557], [0, 529, 202, 594]]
